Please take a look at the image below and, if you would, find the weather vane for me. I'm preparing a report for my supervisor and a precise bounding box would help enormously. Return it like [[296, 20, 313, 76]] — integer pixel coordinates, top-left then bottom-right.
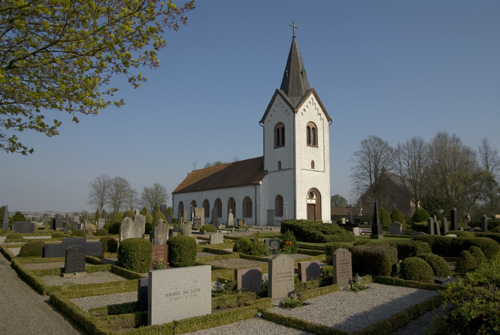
[[289, 20, 298, 37]]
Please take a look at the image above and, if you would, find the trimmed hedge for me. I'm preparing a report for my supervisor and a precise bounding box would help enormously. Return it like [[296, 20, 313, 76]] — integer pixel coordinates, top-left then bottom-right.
[[469, 245, 487, 266], [400, 257, 434, 283], [281, 219, 355, 243], [200, 224, 218, 233], [352, 244, 398, 276], [389, 240, 432, 260], [167, 235, 197, 267], [100, 237, 118, 253], [415, 235, 500, 259], [455, 250, 477, 275], [18, 240, 45, 257], [324, 242, 352, 264], [117, 238, 152, 273], [418, 253, 452, 277]]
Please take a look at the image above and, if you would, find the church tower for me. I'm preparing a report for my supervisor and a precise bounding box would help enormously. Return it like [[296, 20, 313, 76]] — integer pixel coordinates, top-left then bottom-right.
[[260, 27, 332, 222]]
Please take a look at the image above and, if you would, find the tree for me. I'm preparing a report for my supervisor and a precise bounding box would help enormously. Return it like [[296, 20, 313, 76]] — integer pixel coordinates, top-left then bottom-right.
[[331, 194, 349, 207], [88, 175, 111, 216], [0, 0, 195, 155], [141, 183, 168, 213], [477, 137, 500, 214], [350, 135, 394, 203], [10, 211, 26, 222], [107, 176, 134, 213], [204, 161, 228, 168], [395, 137, 428, 209]]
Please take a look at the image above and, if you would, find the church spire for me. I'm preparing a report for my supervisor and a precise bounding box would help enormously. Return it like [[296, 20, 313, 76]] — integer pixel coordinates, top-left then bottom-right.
[[280, 22, 310, 100]]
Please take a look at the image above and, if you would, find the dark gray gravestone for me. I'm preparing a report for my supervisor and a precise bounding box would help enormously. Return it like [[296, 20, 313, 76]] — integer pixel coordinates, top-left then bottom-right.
[[211, 208, 218, 225], [12, 221, 35, 233], [428, 217, 434, 235], [451, 208, 458, 231], [265, 238, 281, 254], [388, 222, 403, 235], [2, 205, 9, 231], [370, 201, 383, 239], [410, 231, 426, 240], [482, 215, 488, 232], [192, 217, 202, 230], [44, 237, 102, 258], [160, 204, 168, 219], [298, 261, 321, 282], [166, 215, 172, 225], [44, 244, 63, 258], [64, 245, 85, 274], [137, 278, 148, 311], [51, 214, 64, 230]]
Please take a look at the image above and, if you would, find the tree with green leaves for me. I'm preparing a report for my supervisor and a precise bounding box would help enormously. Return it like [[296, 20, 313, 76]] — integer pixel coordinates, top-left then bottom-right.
[[10, 211, 26, 222], [0, 0, 195, 155], [331, 194, 349, 207]]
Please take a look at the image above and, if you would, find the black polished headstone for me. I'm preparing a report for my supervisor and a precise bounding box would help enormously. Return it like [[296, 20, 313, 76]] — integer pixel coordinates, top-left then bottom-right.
[[12, 221, 35, 233], [64, 245, 86, 274], [137, 278, 148, 311], [451, 208, 458, 231], [370, 201, 383, 239]]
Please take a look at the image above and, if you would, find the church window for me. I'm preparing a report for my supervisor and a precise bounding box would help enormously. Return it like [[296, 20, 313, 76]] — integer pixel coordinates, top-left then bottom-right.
[[242, 197, 252, 218], [214, 198, 222, 218], [278, 161, 282, 170], [203, 199, 210, 218], [178, 201, 184, 218], [227, 197, 236, 216], [190, 200, 197, 219], [275, 195, 284, 217], [306, 122, 318, 147], [274, 123, 285, 148], [311, 160, 315, 169]]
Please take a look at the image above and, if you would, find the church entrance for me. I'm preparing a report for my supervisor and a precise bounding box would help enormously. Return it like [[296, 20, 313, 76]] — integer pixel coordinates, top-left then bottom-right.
[[306, 188, 321, 221]]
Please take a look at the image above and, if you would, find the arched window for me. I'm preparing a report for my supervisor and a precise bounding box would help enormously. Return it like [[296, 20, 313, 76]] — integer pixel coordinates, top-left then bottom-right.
[[278, 161, 282, 170], [178, 201, 184, 219], [306, 122, 318, 147], [242, 197, 252, 218], [274, 122, 285, 148], [203, 199, 210, 218], [311, 160, 315, 169], [227, 197, 236, 216], [275, 195, 284, 217], [190, 200, 197, 219], [214, 198, 222, 218]]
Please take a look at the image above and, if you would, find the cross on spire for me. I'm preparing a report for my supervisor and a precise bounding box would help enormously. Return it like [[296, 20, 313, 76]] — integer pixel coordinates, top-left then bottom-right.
[[289, 20, 298, 37]]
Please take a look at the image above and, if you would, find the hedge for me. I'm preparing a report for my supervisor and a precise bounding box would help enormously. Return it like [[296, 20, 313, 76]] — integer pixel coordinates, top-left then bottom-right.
[[389, 240, 432, 261], [352, 244, 398, 276], [281, 219, 355, 243], [415, 235, 500, 259]]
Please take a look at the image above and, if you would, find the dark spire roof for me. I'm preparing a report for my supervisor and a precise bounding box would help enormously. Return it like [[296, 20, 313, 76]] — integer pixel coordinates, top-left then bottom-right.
[[279, 36, 311, 102]]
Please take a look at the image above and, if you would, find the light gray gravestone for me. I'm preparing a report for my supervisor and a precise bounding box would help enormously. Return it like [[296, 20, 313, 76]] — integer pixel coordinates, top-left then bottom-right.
[[389, 222, 403, 235], [134, 214, 146, 238], [451, 208, 458, 231], [119, 217, 135, 242], [209, 232, 223, 245], [435, 220, 441, 235], [298, 261, 321, 282], [194, 207, 205, 226], [97, 218, 105, 230], [134, 209, 140, 216], [443, 217, 449, 234], [370, 201, 383, 239], [152, 220, 169, 245], [148, 265, 211, 325], [226, 209, 234, 228], [179, 221, 192, 237], [352, 227, 361, 236], [183, 210, 188, 222], [428, 217, 434, 235], [236, 267, 262, 292], [333, 248, 352, 287], [411, 231, 427, 240], [2, 205, 9, 231], [482, 215, 488, 232], [268, 254, 294, 304], [64, 245, 85, 274]]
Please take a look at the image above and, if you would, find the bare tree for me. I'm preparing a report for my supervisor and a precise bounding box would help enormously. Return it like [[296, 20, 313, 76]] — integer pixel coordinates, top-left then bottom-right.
[[478, 137, 500, 213], [88, 175, 111, 216], [350, 135, 394, 203], [107, 177, 134, 213], [141, 183, 169, 213], [395, 137, 428, 209]]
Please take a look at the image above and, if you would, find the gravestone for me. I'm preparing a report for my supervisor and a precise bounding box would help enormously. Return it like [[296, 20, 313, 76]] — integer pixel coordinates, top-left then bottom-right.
[[74, 215, 80, 224], [211, 208, 218, 225], [151, 245, 168, 270], [97, 218, 105, 230], [179, 221, 192, 237], [389, 222, 403, 235], [2, 205, 9, 231], [194, 208, 205, 226], [152, 220, 168, 245], [137, 278, 148, 311], [160, 204, 168, 220], [183, 210, 188, 222], [134, 214, 146, 238], [352, 227, 361, 236], [166, 215, 173, 225], [44, 237, 102, 258], [235, 267, 262, 292], [51, 214, 64, 230], [482, 215, 488, 232], [333, 248, 352, 287], [428, 217, 434, 235], [267, 209, 275, 226], [192, 217, 202, 230], [443, 217, 449, 234], [264, 238, 281, 254], [120, 217, 135, 242], [209, 232, 224, 245], [177, 213, 183, 224], [298, 261, 321, 282], [64, 245, 85, 274], [226, 209, 234, 228], [451, 208, 458, 231], [370, 201, 383, 239], [411, 231, 426, 240], [134, 209, 140, 216], [12, 221, 35, 233], [148, 265, 211, 325], [435, 220, 441, 235], [268, 254, 294, 304]]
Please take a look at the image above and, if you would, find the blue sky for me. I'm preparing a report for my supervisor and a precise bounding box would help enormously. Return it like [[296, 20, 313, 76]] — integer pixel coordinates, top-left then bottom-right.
[[2, 0, 500, 213]]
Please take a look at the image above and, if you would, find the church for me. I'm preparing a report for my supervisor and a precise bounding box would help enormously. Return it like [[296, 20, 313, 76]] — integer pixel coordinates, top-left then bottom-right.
[[172, 30, 332, 226]]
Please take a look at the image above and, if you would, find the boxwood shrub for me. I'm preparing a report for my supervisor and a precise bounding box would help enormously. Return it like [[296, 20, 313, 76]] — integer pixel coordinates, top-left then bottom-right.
[[455, 250, 477, 275], [469, 246, 487, 266], [352, 244, 397, 276], [117, 238, 152, 273], [417, 253, 452, 277], [72, 229, 86, 237], [415, 235, 500, 259], [51, 231, 64, 238], [95, 229, 108, 236], [167, 235, 197, 267], [100, 237, 118, 253], [325, 242, 352, 264], [400, 257, 434, 283], [281, 219, 355, 243], [389, 240, 432, 260], [233, 237, 252, 254], [200, 224, 218, 233], [19, 240, 45, 257]]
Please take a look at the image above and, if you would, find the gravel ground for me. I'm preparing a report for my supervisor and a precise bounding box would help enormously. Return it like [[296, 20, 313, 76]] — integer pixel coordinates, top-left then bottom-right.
[[269, 283, 439, 333], [41, 271, 127, 286], [71, 292, 137, 312], [202, 258, 266, 269]]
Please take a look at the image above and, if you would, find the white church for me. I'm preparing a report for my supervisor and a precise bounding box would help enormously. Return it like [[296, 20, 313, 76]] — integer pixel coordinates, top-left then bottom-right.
[[172, 31, 332, 226]]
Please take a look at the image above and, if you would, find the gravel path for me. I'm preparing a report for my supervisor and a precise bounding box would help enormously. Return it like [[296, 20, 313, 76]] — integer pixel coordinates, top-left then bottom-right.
[[41, 271, 127, 286], [203, 258, 266, 269], [70, 292, 137, 312], [269, 283, 439, 333]]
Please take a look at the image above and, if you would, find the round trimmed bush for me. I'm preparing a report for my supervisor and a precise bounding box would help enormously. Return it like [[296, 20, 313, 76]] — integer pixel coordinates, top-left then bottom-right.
[[123, 210, 134, 219], [468, 246, 487, 266], [379, 207, 391, 229], [51, 231, 64, 238], [390, 209, 406, 228], [100, 237, 118, 253], [117, 238, 152, 273], [281, 230, 298, 254], [412, 208, 430, 224], [72, 229, 86, 237], [108, 212, 124, 234], [455, 250, 477, 275], [200, 224, 217, 233], [418, 253, 452, 277], [95, 229, 108, 236], [233, 237, 253, 254], [167, 235, 197, 267], [6, 232, 23, 241], [19, 241, 45, 257], [400, 257, 434, 283]]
